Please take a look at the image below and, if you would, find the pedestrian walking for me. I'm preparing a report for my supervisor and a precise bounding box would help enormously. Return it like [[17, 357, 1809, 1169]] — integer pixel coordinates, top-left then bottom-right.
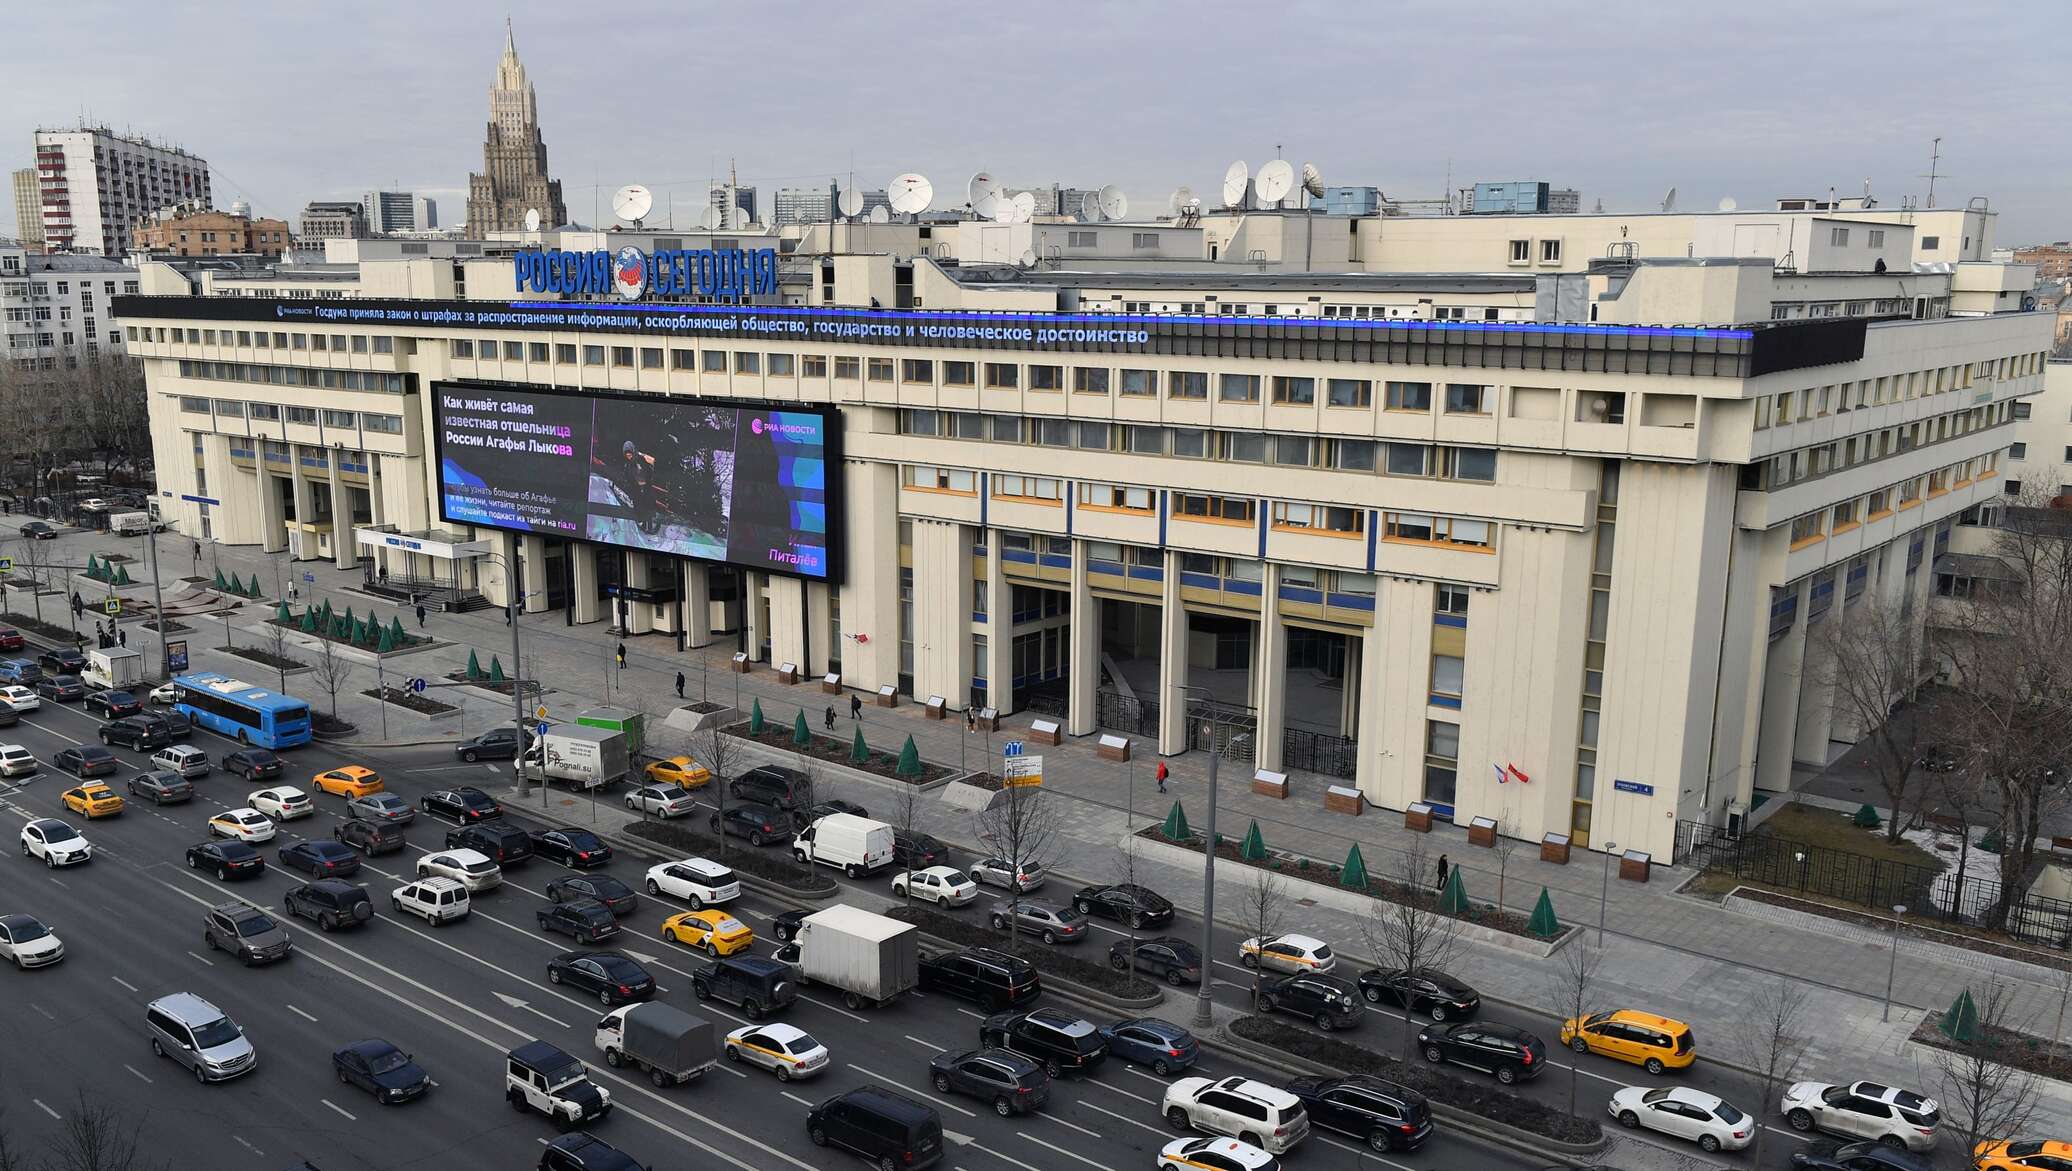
[[965, 709, 976, 734], [378, 566, 389, 587], [1156, 760, 1168, 793], [415, 604, 426, 628], [615, 642, 627, 670], [287, 581, 298, 603], [674, 671, 685, 699], [849, 694, 862, 720], [117, 628, 126, 648], [1435, 854, 1450, 892], [824, 705, 836, 731]]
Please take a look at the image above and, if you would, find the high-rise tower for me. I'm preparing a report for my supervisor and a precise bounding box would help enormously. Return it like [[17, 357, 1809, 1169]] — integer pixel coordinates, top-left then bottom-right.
[[465, 21, 566, 233]]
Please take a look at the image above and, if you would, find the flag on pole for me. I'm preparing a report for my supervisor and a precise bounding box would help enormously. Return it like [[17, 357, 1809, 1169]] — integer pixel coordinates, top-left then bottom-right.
[[1507, 763, 1531, 785], [1494, 764, 1508, 785]]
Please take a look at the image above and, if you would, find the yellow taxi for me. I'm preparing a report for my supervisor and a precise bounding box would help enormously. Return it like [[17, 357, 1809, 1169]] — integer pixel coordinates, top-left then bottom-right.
[[1977, 1139, 2072, 1171], [312, 765, 385, 799], [61, 782, 125, 819], [661, 909, 754, 957], [1560, 1008, 1696, 1074], [645, 755, 711, 790]]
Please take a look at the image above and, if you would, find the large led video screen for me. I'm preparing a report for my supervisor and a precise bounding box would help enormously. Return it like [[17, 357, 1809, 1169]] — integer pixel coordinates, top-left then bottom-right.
[[434, 384, 837, 581]]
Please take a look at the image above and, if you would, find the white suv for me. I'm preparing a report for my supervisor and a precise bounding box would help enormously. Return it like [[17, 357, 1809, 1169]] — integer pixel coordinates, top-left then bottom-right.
[[1782, 1080, 1941, 1151], [0, 743, 36, 776], [1164, 1076, 1311, 1154], [643, 858, 739, 909]]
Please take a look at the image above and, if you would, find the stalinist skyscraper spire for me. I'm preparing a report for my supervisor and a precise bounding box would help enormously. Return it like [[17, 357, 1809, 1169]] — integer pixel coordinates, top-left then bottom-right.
[[465, 20, 567, 233]]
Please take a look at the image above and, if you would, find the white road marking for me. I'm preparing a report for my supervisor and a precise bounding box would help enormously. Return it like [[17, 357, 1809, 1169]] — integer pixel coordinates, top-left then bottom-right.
[[850, 1064, 976, 1117], [905, 1034, 946, 1051], [799, 992, 869, 1022], [1309, 1134, 1420, 1171], [123, 1064, 152, 1084], [1098, 1083, 1163, 1107], [30, 1002, 54, 1021], [955, 1007, 986, 1019], [320, 1098, 357, 1121], [286, 1003, 318, 1023], [1037, 1113, 1102, 1139], [48, 876, 68, 888], [110, 974, 139, 993], [1078, 1101, 1168, 1137], [232, 1136, 262, 1157], [490, 990, 569, 1028], [781, 1091, 815, 1108], [1019, 1132, 1115, 1171], [32, 1099, 59, 1120]]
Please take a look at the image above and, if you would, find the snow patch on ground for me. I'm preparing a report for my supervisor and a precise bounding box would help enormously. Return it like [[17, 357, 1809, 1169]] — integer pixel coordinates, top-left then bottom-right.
[[1903, 823, 2001, 915]]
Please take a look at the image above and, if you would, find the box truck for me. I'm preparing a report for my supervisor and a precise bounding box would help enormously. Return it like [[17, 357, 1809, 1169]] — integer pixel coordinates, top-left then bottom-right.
[[795, 904, 918, 1010], [520, 725, 629, 790], [593, 1002, 715, 1087], [575, 706, 646, 755], [83, 646, 144, 692]]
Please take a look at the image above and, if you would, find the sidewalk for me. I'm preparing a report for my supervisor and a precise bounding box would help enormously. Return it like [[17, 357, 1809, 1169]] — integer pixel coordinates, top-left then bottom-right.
[[118, 536, 2072, 1129]]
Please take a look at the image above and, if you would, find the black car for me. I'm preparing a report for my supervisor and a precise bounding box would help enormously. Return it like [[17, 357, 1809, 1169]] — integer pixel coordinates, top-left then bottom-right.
[[282, 879, 375, 932], [806, 1087, 944, 1171], [278, 839, 363, 879], [136, 709, 192, 739], [36, 674, 85, 702], [37, 649, 85, 675], [692, 954, 796, 1021], [186, 839, 265, 880], [771, 909, 807, 942], [1418, 1022, 1546, 1084], [1791, 1141, 1934, 1171], [929, 1047, 1050, 1116], [19, 521, 56, 540], [1260, 973, 1364, 1031], [919, 947, 1041, 1010], [126, 771, 193, 805], [546, 875, 638, 918], [1284, 1074, 1432, 1152], [332, 1038, 431, 1104], [445, 822, 534, 865], [537, 897, 619, 943], [456, 726, 528, 762], [804, 799, 868, 822], [710, 802, 790, 846], [729, 765, 810, 811], [334, 817, 407, 855], [422, 785, 501, 823], [1357, 967, 1483, 1021], [85, 689, 142, 718], [547, 950, 656, 1006], [99, 716, 168, 751], [1109, 936, 1203, 986], [894, 830, 949, 869], [0, 702, 17, 728], [53, 745, 116, 776], [222, 748, 283, 781], [1072, 883, 1175, 928], [531, 828, 614, 869], [979, 1009, 1105, 1078], [538, 1132, 647, 1171]]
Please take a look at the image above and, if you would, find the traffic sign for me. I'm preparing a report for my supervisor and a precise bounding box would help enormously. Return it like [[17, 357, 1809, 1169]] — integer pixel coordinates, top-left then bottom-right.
[[0, 557, 11, 572], [302, 571, 315, 583], [535, 721, 549, 737], [408, 677, 427, 694], [103, 597, 121, 615], [536, 705, 549, 720], [1004, 754, 1043, 788], [1003, 741, 1024, 758]]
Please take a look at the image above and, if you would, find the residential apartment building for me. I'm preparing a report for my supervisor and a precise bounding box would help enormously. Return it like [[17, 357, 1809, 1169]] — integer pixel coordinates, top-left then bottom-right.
[[116, 204, 2050, 863], [32, 126, 211, 256], [2, 244, 135, 368], [773, 186, 833, 227], [12, 168, 44, 248], [362, 190, 438, 234], [2013, 244, 2072, 282], [132, 209, 291, 257], [299, 201, 367, 242], [709, 183, 757, 227]]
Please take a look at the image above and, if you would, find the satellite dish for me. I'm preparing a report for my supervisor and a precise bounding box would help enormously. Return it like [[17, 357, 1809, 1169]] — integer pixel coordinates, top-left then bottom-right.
[[888, 173, 933, 215], [1098, 184, 1128, 221], [1010, 192, 1036, 224], [611, 184, 653, 225], [1256, 160, 1295, 207], [1166, 186, 1194, 216], [868, 205, 891, 224], [1661, 186, 1678, 213], [1221, 160, 1250, 207], [523, 208, 541, 233], [988, 196, 1015, 224], [969, 172, 1002, 219], [1080, 202, 1103, 224], [1301, 162, 1325, 199], [1018, 249, 1037, 267], [1717, 196, 1739, 212], [837, 188, 864, 218], [698, 206, 721, 230], [725, 207, 750, 230]]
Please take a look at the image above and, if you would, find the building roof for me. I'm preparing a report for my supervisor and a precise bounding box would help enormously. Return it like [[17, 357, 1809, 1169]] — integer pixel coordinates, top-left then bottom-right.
[[17, 253, 133, 274], [1932, 552, 2019, 581], [942, 266, 1537, 295]]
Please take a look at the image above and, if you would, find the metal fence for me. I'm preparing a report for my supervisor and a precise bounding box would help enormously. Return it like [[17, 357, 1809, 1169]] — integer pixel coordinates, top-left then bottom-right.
[[1095, 689, 1161, 737], [1675, 819, 2072, 947], [1283, 726, 1358, 779]]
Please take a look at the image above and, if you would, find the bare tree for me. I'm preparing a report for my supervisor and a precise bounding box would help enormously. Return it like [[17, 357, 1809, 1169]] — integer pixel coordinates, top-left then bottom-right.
[[11, 536, 49, 624], [1934, 980, 2041, 1158], [1813, 595, 1938, 841], [1545, 940, 1604, 1119], [1490, 812, 1522, 913], [972, 782, 1063, 953], [887, 768, 925, 910], [1740, 978, 1811, 1171], [694, 723, 741, 856], [260, 613, 295, 693], [1233, 865, 1290, 1005], [1361, 835, 1461, 1058], [307, 631, 355, 720], [1105, 839, 1151, 979], [45, 1088, 172, 1171]]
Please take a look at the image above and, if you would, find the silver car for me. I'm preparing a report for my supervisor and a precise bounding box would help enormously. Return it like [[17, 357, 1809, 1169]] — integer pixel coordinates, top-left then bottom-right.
[[202, 903, 291, 966], [624, 784, 698, 818], [146, 992, 256, 1083], [347, 792, 416, 824], [971, 856, 1047, 892], [987, 898, 1090, 944]]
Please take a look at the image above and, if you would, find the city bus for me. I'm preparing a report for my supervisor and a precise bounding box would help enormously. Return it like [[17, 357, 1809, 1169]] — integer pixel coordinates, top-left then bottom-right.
[[170, 673, 313, 749]]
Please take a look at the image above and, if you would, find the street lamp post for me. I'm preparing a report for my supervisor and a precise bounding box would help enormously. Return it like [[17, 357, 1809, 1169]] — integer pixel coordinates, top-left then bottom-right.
[[471, 550, 531, 796], [1597, 840, 1619, 947], [1178, 684, 1221, 1030], [142, 523, 168, 680], [1883, 904, 1908, 1022]]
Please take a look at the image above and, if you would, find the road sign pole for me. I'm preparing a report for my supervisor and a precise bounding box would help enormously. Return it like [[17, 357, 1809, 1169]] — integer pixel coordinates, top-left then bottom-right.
[[375, 654, 388, 741], [144, 522, 168, 681]]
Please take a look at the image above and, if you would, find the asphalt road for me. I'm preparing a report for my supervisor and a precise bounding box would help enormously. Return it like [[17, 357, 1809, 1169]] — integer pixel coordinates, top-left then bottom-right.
[[0, 674, 1579, 1171]]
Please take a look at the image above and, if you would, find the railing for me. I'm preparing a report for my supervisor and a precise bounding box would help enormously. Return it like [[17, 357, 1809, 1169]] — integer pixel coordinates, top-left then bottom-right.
[[1095, 688, 1160, 738], [1283, 726, 1358, 779]]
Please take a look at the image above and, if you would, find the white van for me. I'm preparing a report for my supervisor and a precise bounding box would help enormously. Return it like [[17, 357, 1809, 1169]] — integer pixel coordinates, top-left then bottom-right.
[[792, 812, 895, 879], [390, 877, 471, 925]]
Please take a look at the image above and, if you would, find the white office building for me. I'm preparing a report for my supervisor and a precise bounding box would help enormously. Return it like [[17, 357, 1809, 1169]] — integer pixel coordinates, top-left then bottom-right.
[[32, 126, 211, 256], [2, 243, 136, 368], [362, 190, 438, 234]]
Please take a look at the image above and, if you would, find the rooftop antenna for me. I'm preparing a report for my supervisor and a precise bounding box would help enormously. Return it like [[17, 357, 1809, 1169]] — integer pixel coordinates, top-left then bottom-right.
[[1098, 184, 1128, 221], [523, 207, 541, 233], [1221, 160, 1251, 210], [1716, 196, 1738, 212], [1008, 191, 1035, 224], [611, 184, 652, 228], [888, 173, 933, 218], [1166, 186, 1194, 222], [698, 205, 721, 230], [868, 205, 891, 225], [1255, 160, 1295, 209], [1922, 136, 1943, 208]]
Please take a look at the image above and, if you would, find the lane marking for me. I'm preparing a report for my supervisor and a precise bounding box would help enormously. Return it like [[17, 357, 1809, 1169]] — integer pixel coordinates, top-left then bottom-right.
[[123, 1064, 153, 1084], [798, 992, 869, 1022], [781, 1091, 815, 1108], [905, 1034, 946, 1051], [1099, 1083, 1162, 1107], [955, 1007, 986, 1019], [32, 1099, 59, 1120], [1037, 1113, 1102, 1139], [1309, 1134, 1419, 1171], [320, 1098, 357, 1121], [232, 1136, 262, 1157], [30, 1002, 55, 1021], [286, 1003, 318, 1023], [849, 1064, 976, 1117], [1019, 1132, 1115, 1171], [1078, 1101, 1168, 1137]]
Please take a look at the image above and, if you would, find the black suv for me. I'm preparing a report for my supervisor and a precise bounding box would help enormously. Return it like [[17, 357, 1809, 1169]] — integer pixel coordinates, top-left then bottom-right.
[[536, 898, 620, 943], [538, 1132, 647, 1171], [894, 830, 948, 869], [282, 879, 375, 933], [1072, 883, 1174, 928], [99, 716, 168, 751], [918, 948, 1041, 1010], [1791, 1142, 1934, 1171], [1283, 1075, 1431, 1151], [445, 822, 534, 865], [530, 828, 613, 869], [806, 1087, 944, 1171], [333, 817, 407, 855], [729, 765, 810, 811], [929, 1048, 1049, 1116], [222, 748, 283, 781], [979, 1009, 1105, 1077], [692, 954, 796, 1021], [1417, 1022, 1546, 1084], [1260, 973, 1364, 1031], [770, 909, 807, 942], [422, 785, 501, 823], [710, 802, 790, 846], [546, 875, 638, 918]]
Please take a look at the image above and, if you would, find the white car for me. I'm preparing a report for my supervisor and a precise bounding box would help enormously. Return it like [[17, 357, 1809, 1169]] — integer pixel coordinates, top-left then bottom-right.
[[417, 848, 503, 892], [207, 807, 276, 843], [1163, 1076, 1310, 1154], [723, 1022, 829, 1082], [0, 685, 39, 713], [248, 786, 313, 820], [149, 682, 182, 705], [643, 858, 739, 909], [0, 743, 36, 777], [969, 855, 1046, 892], [1782, 1080, 1941, 1151], [19, 818, 91, 867], [1159, 1137, 1281, 1171], [390, 877, 471, 925], [1238, 933, 1336, 974], [1610, 1085, 1753, 1153], [623, 784, 698, 818], [0, 913, 64, 968], [892, 866, 979, 907]]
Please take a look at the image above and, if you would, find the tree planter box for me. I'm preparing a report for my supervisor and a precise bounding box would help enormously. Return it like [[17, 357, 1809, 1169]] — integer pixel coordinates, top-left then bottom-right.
[[1097, 734, 1132, 762], [1619, 850, 1651, 883], [1467, 816, 1497, 848], [821, 672, 843, 695], [975, 707, 1000, 733], [1251, 768, 1287, 799], [1325, 785, 1363, 815], [1540, 833, 1571, 865], [1405, 802, 1434, 832], [1026, 718, 1061, 746]]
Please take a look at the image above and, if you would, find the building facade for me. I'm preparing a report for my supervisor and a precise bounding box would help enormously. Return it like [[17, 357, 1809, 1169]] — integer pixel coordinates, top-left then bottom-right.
[[3, 244, 135, 368], [773, 186, 832, 227], [33, 126, 211, 255], [1309, 187, 1382, 217], [464, 24, 565, 233], [362, 190, 438, 234], [2012, 244, 2072, 282], [133, 209, 291, 257], [709, 183, 757, 227], [11, 168, 44, 248], [299, 201, 367, 242]]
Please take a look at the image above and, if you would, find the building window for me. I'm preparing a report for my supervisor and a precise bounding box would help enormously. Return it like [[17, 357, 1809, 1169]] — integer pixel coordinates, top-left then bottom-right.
[[528, 341, 549, 362], [1079, 483, 1154, 512], [942, 360, 973, 386], [449, 339, 474, 358], [1383, 513, 1493, 549], [1333, 439, 1377, 471], [801, 355, 827, 378], [1430, 654, 1464, 701], [1173, 494, 1256, 524], [1168, 370, 1208, 400], [1869, 229, 1886, 247], [1327, 378, 1371, 408], [1833, 500, 1857, 529], [984, 362, 1017, 389], [671, 348, 694, 370], [639, 347, 663, 369], [1218, 373, 1260, 402], [767, 353, 796, 376], [1076, 422, 1112, 450], [901, 358, 932, 383], [611, 346, 635, 368], [897, 409, 939, 436], [497, 340, 519, 360], [1436, 584, 1470, 616], [2012, 442, 2027, 460], [1508, 239, 1530, 264], [1271, 502, 1363, 535], [993, 475, 1063, 503], [1424, 721, 1460, 804], [285, 406, 318, 425], [1830, 227, 1850, 246], [1790, 513, 1824, 544], [1131, 232, 1158, 250], [374, 336, 395, 354], [1073, 367, 1109, 395], [902, 465, 976, 494], [867, 357, 895, 382], [1272, 436, 1313, 466], [1270, 376, 1315, 405], [1444, 383, 1489, 414], [834, 356, 861, 380], [557, 343, 578, 364], [1119, 368, 1155, 396], [1385, 381, 1432, 411], [735, 351, 761, 374], [1029, 364, 1062, 391], [583, 345, 605, 366], [1539, 239, 1562, 264], [1921, 235, 1940, 250], [702, 350, 729, 372], [178, 396, 210, 414]]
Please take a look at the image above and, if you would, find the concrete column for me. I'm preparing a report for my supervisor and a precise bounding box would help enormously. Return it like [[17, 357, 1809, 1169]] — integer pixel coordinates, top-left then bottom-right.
[[1353, 619, 1391, 801], [838, 461, 902, 691], [328, 454, 357, 570], [1757, 594, 1808, 794], [1067, 541, 1099, 736], [683, 562, 713, 647], [805, 581, 833, 677], [744, 571, 767, 660], [621, 553, 653, 634], [1794, 607, 1837, 764], [768, 574, 808, 670], [984, 539, 1011, 714], [258, 470, 288, 554], [1254, 564, 1287, 773], [1156, 550, 1191, 755], [1339, 634, 1361, 736], [288, 450, 317, 562], [911, 521, 973, 708], [570, 544, 601, 624], [520, 535, 548, 614]]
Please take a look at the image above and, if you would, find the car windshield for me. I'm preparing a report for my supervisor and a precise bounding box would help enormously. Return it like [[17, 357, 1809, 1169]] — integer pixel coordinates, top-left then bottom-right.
[[781, 1034, 818, 1055], [1310, 944, 1334, 960], [1641, 1088, 1673, 1104], [8, 919, 48, 942], [1054, 907, 1085, 923], [599, 957, 645, 979], [588, 878, 631, 899], [1715, 1101, 1745, 1124], [190, 1018, 240, 1048], [236, 915, 277, 937], [578, 905, 613, 923], [566, 832, 603, 850], [82, 747, 112, 760], [42, 824, 78, 843], [367, 1048, 412, 1074]]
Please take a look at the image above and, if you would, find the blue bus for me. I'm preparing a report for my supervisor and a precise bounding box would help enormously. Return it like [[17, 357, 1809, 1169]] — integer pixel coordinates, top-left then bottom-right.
[[171, 673, 313, 749]]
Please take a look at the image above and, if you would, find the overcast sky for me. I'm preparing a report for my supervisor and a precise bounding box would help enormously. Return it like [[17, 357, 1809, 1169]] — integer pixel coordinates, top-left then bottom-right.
[[8, 1, 2065, 244]]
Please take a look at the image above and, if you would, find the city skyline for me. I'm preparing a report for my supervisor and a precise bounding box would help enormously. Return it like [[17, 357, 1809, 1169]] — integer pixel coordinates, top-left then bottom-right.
[[4, 1, 2066, 241]]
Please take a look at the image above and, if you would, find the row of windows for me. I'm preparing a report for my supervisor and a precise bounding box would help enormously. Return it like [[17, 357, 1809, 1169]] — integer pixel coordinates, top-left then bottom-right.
[[1786, 453, 1999, 548], [138, 324, 393, 354], [174, 359, 407, 394], [1, 278, 136, 297], [177, 394, 404, 434], [1754, 352, 2047, 431], [1756, 400, 2013, 492]]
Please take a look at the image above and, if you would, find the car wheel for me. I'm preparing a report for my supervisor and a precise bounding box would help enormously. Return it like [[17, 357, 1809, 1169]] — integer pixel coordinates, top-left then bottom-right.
[[748, 832, 765, 847], [1619, 1111, 1639, 1129], [203, 931, 215, 951], [774, 1064, 790, 1083], [1240, 953, 1258, 968], [1424, 1044, 1444, 1063], [1878, 1135, 1907, 1150], [1076, 898, 1093, 915], [1569, 1037, 1589, 1054], [1366, 1130, 1392, 1153], [991, 915, 1006, 929], [845, 864, 863, 879], [194, 1064, 207, 1084], [338, 1069, 349, 1084], [1699, 1135, 1721, 1153], [1789, 1109, 1814, 1131], [808, 1126, 827, 1147], [319, 913, 335, 933], [1496, 1065, 1518, 1085], [688, 895, 705, 911], [549, 968, 562, 984], [1152, 1057, 1172, 1076], [1240, 1133, 1264, 1150], [598, 988, 612, 1006], [933, 1072, 951, 1093], [150, 1037, 163, 1057], [508, 1090, 527, 1113], [1315, 1012, 1336, 1032], [743, 1000, 765, 1021], [1260, 995, 1277, 1014], [645, 879, 661, 895], [1430, 1004, 1449, 1022], [1109, 954, 1128, 972], [706, 942, 720, 958], [1042, 930, 1057, 945], [1044, 1060, 1062, 1079], [1167, 969, 1187, 987], [879, 1157, 897, 1171], [1643, 1057, 1665, 1075], [462, 750, 478, 762]]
